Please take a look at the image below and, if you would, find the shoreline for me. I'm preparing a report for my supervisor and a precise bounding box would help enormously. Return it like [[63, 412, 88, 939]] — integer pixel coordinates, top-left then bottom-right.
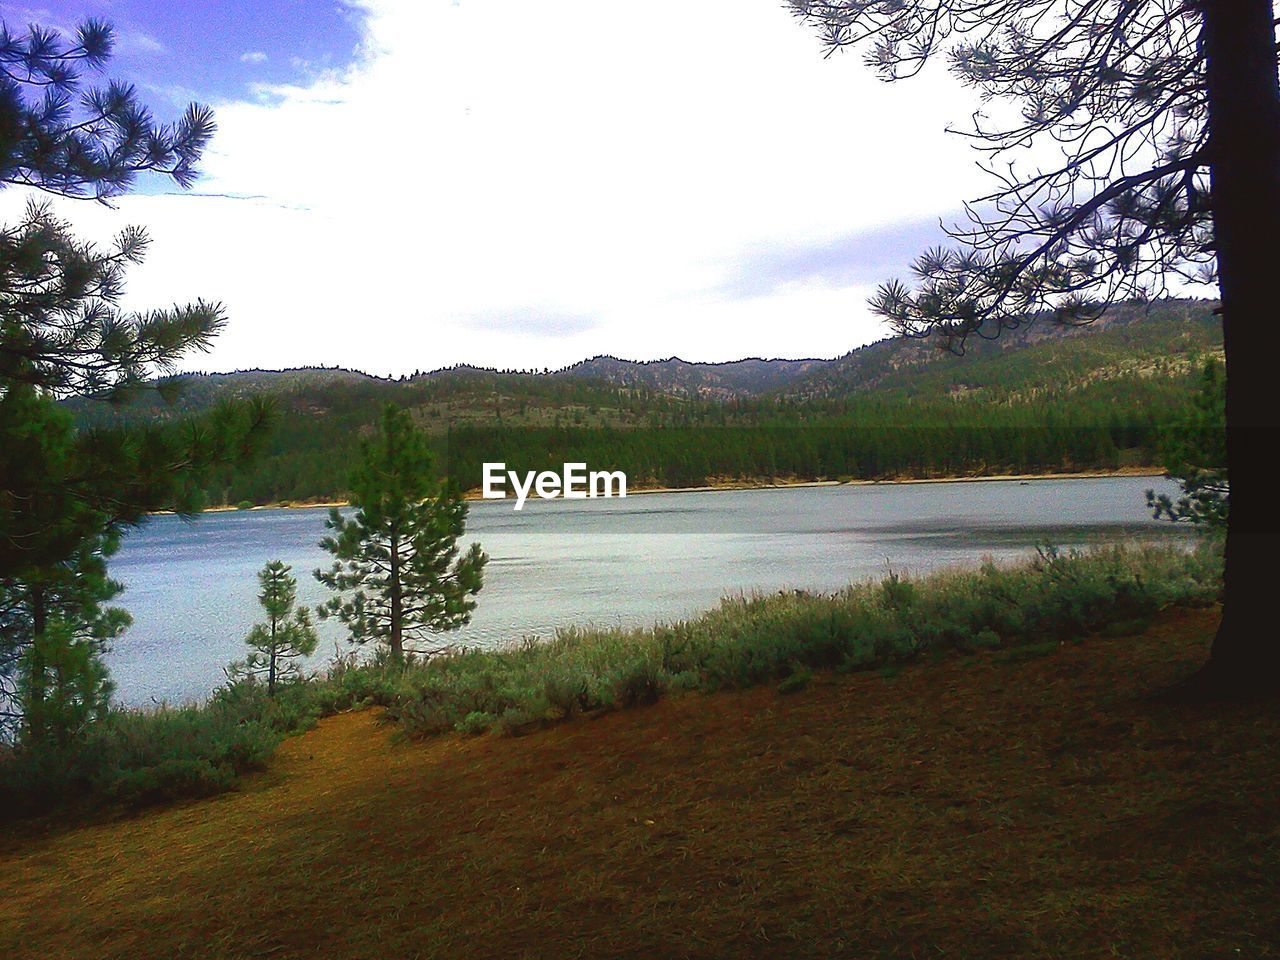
[[196, 467, 1166, 513], [618, 466, 1164, 497]]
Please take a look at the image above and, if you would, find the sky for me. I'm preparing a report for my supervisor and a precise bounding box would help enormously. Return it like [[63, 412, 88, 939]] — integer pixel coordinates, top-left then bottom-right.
[[0, 0, 994, 375]]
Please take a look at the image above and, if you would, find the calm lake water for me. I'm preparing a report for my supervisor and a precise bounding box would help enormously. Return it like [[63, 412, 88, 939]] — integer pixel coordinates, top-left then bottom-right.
[[105, 476, 1187, 706]]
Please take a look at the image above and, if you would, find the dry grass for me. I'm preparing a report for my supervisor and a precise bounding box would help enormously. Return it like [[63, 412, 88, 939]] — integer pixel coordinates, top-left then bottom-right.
[[2, 606, 1277, 959]]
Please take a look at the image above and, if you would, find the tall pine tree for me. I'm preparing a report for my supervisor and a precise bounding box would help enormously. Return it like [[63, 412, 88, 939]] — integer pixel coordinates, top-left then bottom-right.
[[0, 16, 268, 735], [317, 405, 487, 661], [789, 0, 1280, 695], [0, 523, 129, 743], [1, 18, 270, 582]]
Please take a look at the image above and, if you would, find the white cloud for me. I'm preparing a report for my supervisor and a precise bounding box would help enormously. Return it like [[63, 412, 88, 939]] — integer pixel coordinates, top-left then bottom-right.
[[239, 50, 269, 64], [3, 0, 991, 376], [117, 30, 166, 56]]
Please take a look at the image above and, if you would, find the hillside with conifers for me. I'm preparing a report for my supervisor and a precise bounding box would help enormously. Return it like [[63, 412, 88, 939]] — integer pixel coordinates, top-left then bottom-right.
[[69, 298, 1221, 505]]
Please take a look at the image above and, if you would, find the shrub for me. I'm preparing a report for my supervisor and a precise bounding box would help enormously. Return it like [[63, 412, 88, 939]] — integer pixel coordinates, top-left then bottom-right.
[[456, 711, 495, 735], [0, 695, 288, 818], [0, 541, 1222, 818], [381, 540, 1219, 739], [778, 666, 813, 695]]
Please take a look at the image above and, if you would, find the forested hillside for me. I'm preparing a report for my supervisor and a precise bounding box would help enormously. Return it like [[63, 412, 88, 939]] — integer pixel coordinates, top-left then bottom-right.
[[552, 355, 828, 396], [69, 299, 1221, 505]]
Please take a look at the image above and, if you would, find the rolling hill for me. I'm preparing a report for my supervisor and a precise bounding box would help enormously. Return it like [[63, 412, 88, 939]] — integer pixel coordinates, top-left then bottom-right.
[[68, 298, 1222, 505], [551, 355, 828, 397]]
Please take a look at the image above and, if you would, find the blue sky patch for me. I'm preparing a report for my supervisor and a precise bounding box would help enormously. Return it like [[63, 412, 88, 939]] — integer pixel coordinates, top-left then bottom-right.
[[0, 1, 366, 106]]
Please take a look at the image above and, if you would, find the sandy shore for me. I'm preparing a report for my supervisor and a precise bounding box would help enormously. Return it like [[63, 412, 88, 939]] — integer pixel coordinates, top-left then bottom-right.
[[616, 467, 1164, 497], [199, 467, 1165, 512], [198, 500, 349, 514]]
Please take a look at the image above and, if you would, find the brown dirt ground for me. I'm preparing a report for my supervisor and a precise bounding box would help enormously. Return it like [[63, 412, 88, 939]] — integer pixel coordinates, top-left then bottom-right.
[[1, 605, 1277, 959]]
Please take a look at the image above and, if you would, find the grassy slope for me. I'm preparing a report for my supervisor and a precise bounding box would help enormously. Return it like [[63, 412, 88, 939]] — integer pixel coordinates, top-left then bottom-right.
[[3, 606, 1277, 959], [786, 298, 1220, 401]]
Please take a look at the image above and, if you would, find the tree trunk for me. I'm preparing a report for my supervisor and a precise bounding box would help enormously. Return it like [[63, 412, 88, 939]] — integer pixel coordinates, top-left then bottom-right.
[[268, 618, 277, 697], [389, 529, 404, 662], [25, 585, 47, 741], [1194, 0, 1280, 695]]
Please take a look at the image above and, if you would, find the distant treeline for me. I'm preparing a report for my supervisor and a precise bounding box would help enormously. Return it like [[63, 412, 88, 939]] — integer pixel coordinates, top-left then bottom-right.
[[80, 300, 1220, 506], [208, 386, 1177, 504]]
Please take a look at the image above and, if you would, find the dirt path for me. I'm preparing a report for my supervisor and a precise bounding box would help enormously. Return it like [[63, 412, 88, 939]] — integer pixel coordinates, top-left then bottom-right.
[[2, 606, 1277, 959]]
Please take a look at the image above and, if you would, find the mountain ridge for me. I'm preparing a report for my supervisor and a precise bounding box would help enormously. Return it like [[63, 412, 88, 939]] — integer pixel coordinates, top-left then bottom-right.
[[118, 297, 1219, 407], [66, 297, 1222, 506]]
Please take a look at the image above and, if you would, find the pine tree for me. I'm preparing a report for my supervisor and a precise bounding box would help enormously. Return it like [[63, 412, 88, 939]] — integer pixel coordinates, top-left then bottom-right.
[[1, 20, 213, 198], [316, 405, 487, 661], [0, 19, 225, 402], [229, 561, 318, 696], [1, 527, 129, 743], [789, 0, 1280, 694], [0, 202, 226, 399], [0, 15, 269, 734], [0, 382, 271, 579], [0, 17, 270, 582], [16, 621, 115, 747], [1148, 359, 1227, 528]]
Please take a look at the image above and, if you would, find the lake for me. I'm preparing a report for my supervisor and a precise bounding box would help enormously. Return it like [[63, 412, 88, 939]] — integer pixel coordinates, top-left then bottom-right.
[[105, 475, 1188, 706]]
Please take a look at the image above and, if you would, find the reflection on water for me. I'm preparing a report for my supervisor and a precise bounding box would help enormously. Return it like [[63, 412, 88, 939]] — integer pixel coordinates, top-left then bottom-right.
[[105, 476, 1189, 705]]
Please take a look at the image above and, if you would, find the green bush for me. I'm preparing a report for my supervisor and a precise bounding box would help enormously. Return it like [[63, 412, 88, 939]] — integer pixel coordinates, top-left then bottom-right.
[[456, 711, 496, 735], [0, 541, 1222, 818], [778, 666, 813, 694], [379, 540, 1219, 738], [0, 689, 291, 817]]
